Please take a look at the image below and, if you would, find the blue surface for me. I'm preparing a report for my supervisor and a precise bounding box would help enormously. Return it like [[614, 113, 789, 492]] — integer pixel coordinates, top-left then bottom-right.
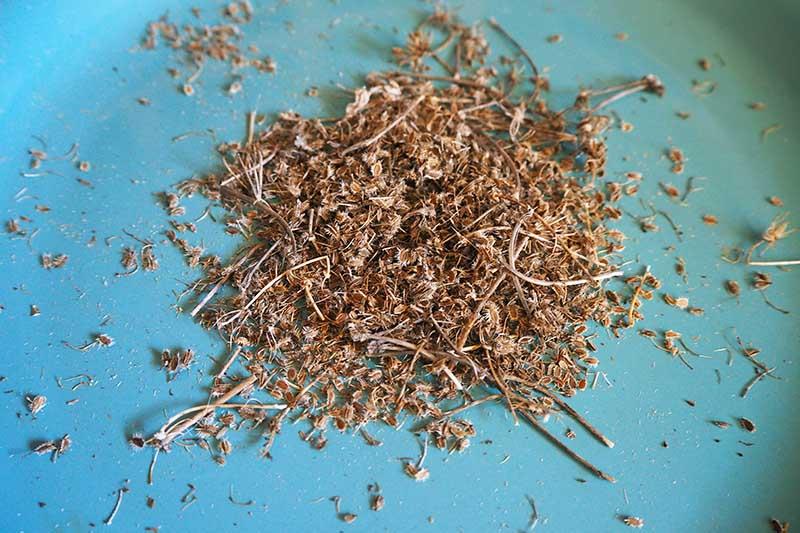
[[1, 1, 799, 532]]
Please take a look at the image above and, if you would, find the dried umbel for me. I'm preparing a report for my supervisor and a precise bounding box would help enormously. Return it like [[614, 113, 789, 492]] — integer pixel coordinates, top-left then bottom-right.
[[147, 10, 664, 482]]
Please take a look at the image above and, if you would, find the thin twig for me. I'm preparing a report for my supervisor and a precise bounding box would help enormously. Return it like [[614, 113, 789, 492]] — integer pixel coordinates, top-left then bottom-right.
[[152, 376, 259, 446], [246, 111, 256, 146], [147, 449, 159, 485], [216, 346, 242, 379], [760, 291, 790, 314], [103, 485, 128, 526], [534, 385, 615, 448], [525, 495, 539, 531], [520, 410, 616, 483], [747, 258, 800, 267], [741, 367, 774, 398]]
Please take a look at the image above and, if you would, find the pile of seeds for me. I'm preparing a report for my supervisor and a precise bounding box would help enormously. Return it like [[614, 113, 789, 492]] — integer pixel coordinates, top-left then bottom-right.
[[147, 10, 665, 481]]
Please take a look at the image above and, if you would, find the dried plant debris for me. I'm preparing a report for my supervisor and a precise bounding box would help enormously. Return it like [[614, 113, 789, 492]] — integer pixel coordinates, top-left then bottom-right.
[[41, 253, 68, 270], [702, 214, 718, 225], [725, 280, 741, 297], [667, 147, 685, 174], [117, 247, 139, 277], [761, 123, 782, 142], [738, 417, 756, 433], [31, 434, 71, 462], [161, 348, 195, 378], [142, 9, 668, 485], [26, 395, 47, 415], [141, 2, 274, 94], [63, 333, 114, 352], [691, 79, 717, 97], [622, 516, 645, 528], [142, 245, 160, 272], [369, 483, 385, 511], [340, 513, 358, 524], [770, 518, 790, 533], [743, 213, 800, 267]]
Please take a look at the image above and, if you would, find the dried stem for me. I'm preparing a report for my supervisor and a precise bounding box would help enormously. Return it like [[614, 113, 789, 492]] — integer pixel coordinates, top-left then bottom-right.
[[741, 367, 775, 398], [520, 410, 615, 483], [533, 385, 615, 448]]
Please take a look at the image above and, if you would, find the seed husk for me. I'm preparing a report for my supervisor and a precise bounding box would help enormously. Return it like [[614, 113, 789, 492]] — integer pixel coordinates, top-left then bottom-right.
[[738, 417, 756, 433], [622, 516, 645, 528]]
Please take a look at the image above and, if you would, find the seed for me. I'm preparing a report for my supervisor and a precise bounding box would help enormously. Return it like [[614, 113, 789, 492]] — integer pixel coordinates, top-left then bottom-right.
[[96, 334, 114, 347], [128, 434, 146, 450], [622, 516, 645, 528], [698, 58, 711, 70], [725, 280, 740, 296], [546, 34, 563, 43], [228, 81, 243, 95], [711, 420, 730, 429], [26, 395, 47, 415], [662, 183, 680, 197], [370, 494, 384, 511], [404, 463, 430, 481], [78, 161, 91, 172], [767, 195, 783, 206], [663, 294, 689, 309], [340, 513, 357, 524], [702, 214, 718, 225], [752, 272, 772, 290], [738, 417, 756, 433]]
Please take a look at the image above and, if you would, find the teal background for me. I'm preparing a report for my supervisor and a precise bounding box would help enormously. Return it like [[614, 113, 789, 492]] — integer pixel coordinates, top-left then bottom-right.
[[1, 1, 799, 531]]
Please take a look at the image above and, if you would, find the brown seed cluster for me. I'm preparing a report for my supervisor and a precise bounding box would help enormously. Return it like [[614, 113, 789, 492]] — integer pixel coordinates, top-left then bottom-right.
[[147, 10, 664, 482], [141, 2, 275, 95]]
